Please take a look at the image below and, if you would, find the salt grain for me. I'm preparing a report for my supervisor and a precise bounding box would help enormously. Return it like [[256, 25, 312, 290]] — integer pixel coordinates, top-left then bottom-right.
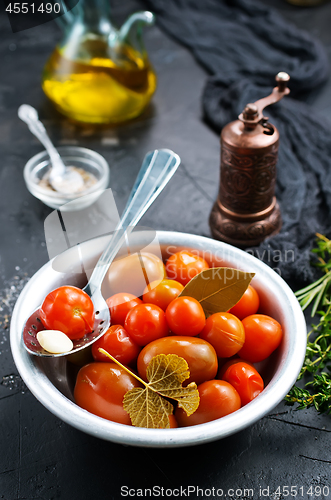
[[0, 272, 30, 394]]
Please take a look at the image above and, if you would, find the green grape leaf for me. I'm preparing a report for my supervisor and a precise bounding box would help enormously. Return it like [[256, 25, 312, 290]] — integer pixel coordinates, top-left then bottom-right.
[[123, 387, 174, 429], [123, 354, 200, 429], [99, 349, 200, 429]]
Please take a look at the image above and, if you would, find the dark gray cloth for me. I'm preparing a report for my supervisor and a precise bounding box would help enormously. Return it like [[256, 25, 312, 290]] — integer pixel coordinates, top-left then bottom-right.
[[141, 0, 331, 283]]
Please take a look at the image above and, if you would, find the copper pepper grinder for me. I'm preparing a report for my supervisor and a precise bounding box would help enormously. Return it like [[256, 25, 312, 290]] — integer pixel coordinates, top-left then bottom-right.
[[209, 72, 290, 247]]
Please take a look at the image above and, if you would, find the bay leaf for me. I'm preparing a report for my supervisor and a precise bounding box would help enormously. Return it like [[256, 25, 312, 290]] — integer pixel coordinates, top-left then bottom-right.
[[179, 267, 255, 316]]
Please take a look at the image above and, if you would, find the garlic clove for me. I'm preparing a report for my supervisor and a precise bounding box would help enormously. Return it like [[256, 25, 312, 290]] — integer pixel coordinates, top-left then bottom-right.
[[37, 330, 73, 354]]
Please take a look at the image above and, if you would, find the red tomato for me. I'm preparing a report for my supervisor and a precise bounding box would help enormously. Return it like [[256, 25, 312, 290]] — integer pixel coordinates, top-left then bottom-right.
[[165, 296, 206, 336], [217, 357, 253, 379], [168, 415, 178, 428], [91, 325, 140, 366], [221, 360, 264, 406], [229, 285, 260, 320], [137, 336, 218, 385], [124, 303, 169, 346], [74, 362, 141, 425], [238, 314, 283, 363], [175, 380, 241, 426], [143, 279, 184, 311], [106, 293, 142, 326], [165, 250, 209, 286], [40, 285, 94, 340], [200, 312, 245, 358]]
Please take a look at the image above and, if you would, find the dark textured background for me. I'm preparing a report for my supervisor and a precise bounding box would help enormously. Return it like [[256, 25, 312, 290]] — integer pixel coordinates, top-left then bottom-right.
[[1, 1, 331, 499]]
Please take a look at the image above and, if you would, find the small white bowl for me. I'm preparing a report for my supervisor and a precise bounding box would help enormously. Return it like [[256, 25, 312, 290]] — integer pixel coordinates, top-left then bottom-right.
[[23, 146, 109, 211], [10, 231, 307, 448]]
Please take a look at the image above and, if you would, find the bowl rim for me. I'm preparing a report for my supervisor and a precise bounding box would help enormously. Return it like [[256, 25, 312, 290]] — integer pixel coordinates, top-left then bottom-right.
[[23, 146, 110, 200], [10, 231, 307, 448]]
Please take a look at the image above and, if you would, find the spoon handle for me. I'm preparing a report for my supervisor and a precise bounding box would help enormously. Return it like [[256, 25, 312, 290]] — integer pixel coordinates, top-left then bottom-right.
[[86, 149, 180, 296]]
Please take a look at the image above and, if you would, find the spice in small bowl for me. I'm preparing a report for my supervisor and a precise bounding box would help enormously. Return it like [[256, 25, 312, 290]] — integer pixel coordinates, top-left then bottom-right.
[[24, 146, 109, 211], [38, 165, 98, 193]]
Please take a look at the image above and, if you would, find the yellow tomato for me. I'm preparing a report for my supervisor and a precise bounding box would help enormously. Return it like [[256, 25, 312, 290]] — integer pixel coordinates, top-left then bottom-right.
[[105, 252, 166, 298]]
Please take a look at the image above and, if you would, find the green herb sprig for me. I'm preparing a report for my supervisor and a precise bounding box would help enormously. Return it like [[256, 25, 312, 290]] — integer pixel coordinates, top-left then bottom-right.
[[285, 234, 331, 413]]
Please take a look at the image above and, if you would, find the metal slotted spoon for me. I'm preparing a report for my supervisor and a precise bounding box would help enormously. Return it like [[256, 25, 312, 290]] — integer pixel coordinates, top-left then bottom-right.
[[22, 149, 181, 357]]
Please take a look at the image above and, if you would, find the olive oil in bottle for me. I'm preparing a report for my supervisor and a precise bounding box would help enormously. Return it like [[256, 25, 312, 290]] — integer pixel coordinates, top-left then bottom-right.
[[42, 39, 157, 124]]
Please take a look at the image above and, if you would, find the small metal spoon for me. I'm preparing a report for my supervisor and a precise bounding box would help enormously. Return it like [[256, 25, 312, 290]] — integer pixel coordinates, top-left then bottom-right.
[[22, 149, 181, 357], [18, 104, 84, 195]]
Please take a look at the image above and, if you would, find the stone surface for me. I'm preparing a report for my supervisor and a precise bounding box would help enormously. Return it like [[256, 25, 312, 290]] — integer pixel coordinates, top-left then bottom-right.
[[1, 1, 331, 498]]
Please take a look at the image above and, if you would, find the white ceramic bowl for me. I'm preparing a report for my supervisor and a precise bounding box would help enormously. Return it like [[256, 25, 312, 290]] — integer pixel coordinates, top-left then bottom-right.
[[10, 231, 306, 448], [23, 146, 109, 211]]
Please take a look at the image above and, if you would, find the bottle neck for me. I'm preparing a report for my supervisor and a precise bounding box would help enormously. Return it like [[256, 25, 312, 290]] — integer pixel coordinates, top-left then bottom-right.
[[78, 0, 113, 36]]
